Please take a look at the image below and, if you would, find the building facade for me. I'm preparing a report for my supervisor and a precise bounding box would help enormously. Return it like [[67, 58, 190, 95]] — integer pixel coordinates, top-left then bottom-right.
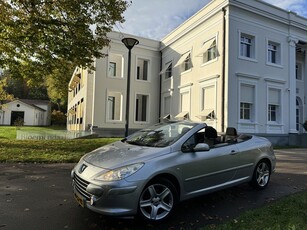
[[67, 32, 161, 136], [67, 0, 307, 144]]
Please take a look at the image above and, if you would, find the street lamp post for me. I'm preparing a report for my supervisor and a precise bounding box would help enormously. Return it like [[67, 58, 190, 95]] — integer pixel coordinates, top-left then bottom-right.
[[122, 37, 139, 137]]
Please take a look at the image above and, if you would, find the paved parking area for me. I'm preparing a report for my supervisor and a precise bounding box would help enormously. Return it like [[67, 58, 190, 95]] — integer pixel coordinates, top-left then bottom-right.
[[0, 149, 306, 230]]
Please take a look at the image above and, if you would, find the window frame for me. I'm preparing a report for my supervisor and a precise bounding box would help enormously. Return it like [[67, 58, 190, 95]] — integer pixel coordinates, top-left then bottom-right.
[[107, 52, 124, 78], [266, 39, 282, 67], [134, 93, 150, 123], [240, 102, 252, 120], [202, 37, 218, 64], [109, 62, 117, 77], [268, 104, 278, 122], [238, 31, 257, 62], [165, 62, 172, 79], [183, 53, 192, 72], [296, 62, 303, 80], [136, 57, 151, 82], [174, 50, 193, 74], [267, 87, 282, 124], [239, 83, 255, 122], [106, 90, 123, 123]]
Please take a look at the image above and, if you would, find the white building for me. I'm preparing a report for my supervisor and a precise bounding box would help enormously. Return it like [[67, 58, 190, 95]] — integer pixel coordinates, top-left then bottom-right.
[[67, 0, 307, 145], [67, 33, 161, 136], [0, 99, 51, 126]]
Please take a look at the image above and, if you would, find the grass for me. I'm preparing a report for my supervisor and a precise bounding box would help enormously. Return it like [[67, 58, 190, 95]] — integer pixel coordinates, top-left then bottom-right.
[[0, 138, 120, 163], [202, 190, 307, 230], [0, 126, 120, 163], [0, 126, 19, 139]]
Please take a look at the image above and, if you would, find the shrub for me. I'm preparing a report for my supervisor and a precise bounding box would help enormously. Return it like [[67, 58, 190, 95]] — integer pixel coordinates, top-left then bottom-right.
[[51, 110, 67, 126]]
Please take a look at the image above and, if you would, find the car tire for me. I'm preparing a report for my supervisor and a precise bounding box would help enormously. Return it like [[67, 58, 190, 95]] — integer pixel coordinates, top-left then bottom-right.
[[251, 160, 271, 190], [138, 178, 178, 222]]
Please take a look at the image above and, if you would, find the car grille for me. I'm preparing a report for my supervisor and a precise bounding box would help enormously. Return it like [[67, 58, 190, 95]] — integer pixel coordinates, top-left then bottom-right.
[[73, 173, 91, 201]]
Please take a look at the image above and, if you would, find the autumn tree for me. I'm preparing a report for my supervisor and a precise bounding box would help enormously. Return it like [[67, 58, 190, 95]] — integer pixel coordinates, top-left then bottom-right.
[[0, 71, 14, 109], [0, 0, 128, 70], [0, 0, 128, 111], [45, 59, 75, 111]]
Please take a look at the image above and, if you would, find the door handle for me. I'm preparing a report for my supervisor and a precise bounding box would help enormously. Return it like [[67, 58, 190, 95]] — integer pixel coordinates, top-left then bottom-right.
[[230, 150, 237, 155]]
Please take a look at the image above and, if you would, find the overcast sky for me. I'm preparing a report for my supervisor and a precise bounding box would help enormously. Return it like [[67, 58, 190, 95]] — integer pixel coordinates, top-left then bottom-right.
[[114, 0, 307, 40]]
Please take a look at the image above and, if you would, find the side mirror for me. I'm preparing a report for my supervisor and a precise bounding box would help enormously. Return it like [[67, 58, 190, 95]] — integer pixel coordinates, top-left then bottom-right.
[[193, 143, 210, 152]]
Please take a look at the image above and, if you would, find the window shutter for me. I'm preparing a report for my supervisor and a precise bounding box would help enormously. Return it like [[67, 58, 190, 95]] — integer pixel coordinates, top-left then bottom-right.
[[269, 89, 280, 105], [240, 84, 254, 104]]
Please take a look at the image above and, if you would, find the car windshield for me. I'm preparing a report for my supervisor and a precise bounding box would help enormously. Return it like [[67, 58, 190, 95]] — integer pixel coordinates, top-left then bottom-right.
[[125, 122, 197, 147]]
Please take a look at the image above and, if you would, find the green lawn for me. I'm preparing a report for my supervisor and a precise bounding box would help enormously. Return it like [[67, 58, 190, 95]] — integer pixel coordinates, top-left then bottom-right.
[[202, 190, 307, 230], [0, 126, 120, 163]]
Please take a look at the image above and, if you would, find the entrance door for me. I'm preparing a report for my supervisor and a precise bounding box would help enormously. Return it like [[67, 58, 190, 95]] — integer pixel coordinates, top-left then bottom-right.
[[11, 111, 25, 126]]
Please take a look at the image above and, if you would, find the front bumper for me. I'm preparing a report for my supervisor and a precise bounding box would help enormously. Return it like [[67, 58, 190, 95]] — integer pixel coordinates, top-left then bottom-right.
[[71, 168, 144, 217]]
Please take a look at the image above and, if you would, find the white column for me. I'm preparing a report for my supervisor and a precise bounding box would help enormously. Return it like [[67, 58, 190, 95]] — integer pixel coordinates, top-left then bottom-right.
[[288, 37, 298, 133]]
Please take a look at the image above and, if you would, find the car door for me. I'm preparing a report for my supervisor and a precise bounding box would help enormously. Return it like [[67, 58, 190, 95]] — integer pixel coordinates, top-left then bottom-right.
[[178, 132, 240, 197]]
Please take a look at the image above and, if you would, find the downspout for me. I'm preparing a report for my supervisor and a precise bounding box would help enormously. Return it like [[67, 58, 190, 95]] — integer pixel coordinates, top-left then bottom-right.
[[158, 50, 162, 122], [221, 7, 227, 132]]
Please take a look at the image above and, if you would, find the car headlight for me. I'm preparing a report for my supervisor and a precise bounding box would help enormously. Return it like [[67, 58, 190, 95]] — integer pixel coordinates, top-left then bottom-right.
[[94, 163, 144, 181]]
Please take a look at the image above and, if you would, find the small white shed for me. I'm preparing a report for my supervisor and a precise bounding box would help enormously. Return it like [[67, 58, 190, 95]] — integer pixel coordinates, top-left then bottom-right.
[[0, 99, 51, 126]]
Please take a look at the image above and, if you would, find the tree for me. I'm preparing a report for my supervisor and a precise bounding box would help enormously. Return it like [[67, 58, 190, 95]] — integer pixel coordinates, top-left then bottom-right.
[[0, 72, 14, 109], [0, 0, 128, 72], [0, 0, 128, 111], [45, 59, 75, 111]]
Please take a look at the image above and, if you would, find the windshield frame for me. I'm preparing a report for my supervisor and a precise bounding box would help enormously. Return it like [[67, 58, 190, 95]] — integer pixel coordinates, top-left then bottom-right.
[[125, 121, 198, 148]]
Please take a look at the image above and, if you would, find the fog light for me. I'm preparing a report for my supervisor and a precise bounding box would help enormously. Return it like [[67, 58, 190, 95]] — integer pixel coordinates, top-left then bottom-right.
[[90, 196, 97, 206]]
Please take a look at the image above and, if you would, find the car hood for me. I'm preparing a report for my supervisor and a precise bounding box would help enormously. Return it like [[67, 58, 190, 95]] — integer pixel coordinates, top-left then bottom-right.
[[83, 140, 170, 169]]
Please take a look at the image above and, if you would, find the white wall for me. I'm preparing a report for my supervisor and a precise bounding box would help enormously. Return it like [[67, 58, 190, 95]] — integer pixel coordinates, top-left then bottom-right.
[[2, 101, 48, 126]]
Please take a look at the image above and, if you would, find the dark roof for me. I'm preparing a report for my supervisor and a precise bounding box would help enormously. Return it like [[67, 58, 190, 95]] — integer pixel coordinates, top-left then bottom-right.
[[2, 99, 50, 112], [19, 99, 50, 105]]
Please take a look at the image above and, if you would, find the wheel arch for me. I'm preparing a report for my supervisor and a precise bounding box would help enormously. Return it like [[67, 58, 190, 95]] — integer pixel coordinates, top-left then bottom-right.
[[145, 173, 181, 199], [257, 157, 272, 173]]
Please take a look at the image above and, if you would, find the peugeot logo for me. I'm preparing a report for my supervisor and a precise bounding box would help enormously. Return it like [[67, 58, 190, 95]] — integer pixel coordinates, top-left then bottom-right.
[[79, 164, 87, 174]]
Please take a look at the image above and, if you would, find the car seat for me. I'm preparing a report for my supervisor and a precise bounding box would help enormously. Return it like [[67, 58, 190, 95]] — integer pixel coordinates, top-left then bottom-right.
[[225, 127, 237, 143], [204, 126, 218, 147]]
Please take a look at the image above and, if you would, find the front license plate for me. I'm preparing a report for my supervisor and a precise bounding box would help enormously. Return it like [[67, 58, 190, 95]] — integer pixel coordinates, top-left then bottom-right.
[[74, 191, 85, 208]]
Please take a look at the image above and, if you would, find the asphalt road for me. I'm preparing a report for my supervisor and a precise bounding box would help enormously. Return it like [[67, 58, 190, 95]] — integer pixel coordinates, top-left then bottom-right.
[[0, 149, 307, 230]]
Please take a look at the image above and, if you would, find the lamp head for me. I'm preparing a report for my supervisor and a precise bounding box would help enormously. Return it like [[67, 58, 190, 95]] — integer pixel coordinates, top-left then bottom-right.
[[122, 37, 139, 50]]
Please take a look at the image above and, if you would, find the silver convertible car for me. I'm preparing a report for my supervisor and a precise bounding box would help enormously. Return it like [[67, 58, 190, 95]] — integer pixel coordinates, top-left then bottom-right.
[[71, 121, 276, 222]]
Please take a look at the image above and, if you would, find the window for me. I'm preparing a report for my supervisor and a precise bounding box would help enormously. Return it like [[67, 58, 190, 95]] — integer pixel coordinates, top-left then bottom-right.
[[240, 103, 252, 120], [296, 63, 302, 80], [160, 62, 172, 79], [240, 84, 254, 121], [267, 41, 281, 65], [80, 98, 84, 125], [183, 54, 192, 71], [201, 38, 217, 63], [165, 63, 172, 79], [180, 91, 190, 113], [203, 39, 217, 63], [135, 94, 149, 122], [268, 88, 280, 122], [109, 62, 116, 77], [240, 33, 255, 59], [108, 53, 123, 78], [201, 86, 215, 111], [164, 96, 171, 116], [174, 51, 192, 72], [198, 85, 215, 120], [207, 40, 217, 61], [107, 92, 122, 121], [137, 58, 149, 80], [268, 105, 277, 122]]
